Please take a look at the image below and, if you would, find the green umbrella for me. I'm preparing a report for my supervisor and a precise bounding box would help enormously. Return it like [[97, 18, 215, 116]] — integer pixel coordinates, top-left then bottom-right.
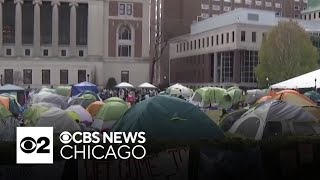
[[304, 91, 320, 102], [112, 95, 225, 140], [95, 101, 129, 121], [104, 97, 126, 104]]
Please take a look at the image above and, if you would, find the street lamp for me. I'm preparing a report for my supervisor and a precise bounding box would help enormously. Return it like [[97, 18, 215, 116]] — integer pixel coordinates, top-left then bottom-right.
[[87, 74, 90, 82], [266, 77, 269, 88], [315, 78, 317, 91]]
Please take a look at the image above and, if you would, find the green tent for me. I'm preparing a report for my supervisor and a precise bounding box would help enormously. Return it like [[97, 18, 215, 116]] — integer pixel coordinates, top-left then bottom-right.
[[226, 88, 245, 105], [24, 104, 58, 126], [112, 95, 224, 140], [0, 105, 12, 119], [95, 101, 129, 121], [55, 86, 71, 97], [191, 87, 232, 109], [104, 97, 126, 104], [304, 91, 320, 102]]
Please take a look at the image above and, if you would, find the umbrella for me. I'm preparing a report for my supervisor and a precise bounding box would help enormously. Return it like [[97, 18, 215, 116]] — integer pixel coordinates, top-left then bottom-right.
[[95, 101, 129, 121], [115, 82, 134, 88], [66, 105, 93, 125], [138, 82, 157, 89]]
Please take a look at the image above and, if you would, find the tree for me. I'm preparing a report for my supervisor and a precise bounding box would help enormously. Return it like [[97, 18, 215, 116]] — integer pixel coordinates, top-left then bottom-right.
[[256, 21, 319, 88], [106, 77, 117, 89]]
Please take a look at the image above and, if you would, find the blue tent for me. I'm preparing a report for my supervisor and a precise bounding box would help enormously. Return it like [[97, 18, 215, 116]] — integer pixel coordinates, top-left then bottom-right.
[[71, 82, 98, 97]]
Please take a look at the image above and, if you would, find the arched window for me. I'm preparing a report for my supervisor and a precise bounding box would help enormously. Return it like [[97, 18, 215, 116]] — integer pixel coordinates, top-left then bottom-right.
[[117, 24, 134, 57], [119, 25, 131, 40]]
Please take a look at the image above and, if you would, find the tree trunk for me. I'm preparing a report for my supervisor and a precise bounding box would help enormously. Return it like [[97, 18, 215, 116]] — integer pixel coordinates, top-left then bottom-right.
[[150, 59, 156, 84]]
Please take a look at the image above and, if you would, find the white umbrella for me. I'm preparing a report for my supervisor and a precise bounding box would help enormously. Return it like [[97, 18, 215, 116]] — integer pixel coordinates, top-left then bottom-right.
[[115, 82, 134, 88], [138, 82, 157, 89]]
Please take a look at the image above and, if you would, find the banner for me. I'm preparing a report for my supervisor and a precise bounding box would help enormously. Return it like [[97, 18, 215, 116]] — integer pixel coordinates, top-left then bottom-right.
[[82, 147, 189, 180]]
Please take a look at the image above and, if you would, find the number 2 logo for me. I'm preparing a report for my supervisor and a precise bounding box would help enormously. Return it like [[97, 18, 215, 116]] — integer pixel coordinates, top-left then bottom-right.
[[20, 136, 50, 154]]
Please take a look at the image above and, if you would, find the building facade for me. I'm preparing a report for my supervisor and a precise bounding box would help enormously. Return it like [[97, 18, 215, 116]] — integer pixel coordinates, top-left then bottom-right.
[[0, 0, 150, 88], [153, 0, 308, 86], [169, 9, 320, 89], [302, 0, 320, 20]]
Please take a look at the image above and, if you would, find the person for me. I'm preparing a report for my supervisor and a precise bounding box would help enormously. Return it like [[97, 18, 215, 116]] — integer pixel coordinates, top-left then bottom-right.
[[127, 91, 135, 106], [178, 90, 184, 100]]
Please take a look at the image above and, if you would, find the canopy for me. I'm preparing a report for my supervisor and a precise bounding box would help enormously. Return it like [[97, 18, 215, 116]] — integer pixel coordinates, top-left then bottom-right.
[[271, 69, 320, 89], [95, 101, 129, 121], [0, 84, 24, 91], [115, 82, 134, 88], [138, 82, 157, 89], [71, 82, 99, 96], [228, 100, 320, 140], [86, 101, 104, 117], [66, 105, 93, 125], [112, 95, 225, 140]]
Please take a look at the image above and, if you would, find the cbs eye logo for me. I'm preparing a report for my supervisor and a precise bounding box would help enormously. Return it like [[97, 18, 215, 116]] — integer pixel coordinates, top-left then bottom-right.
[[20, 136, 50, 154], [59, 131, 72, 144]]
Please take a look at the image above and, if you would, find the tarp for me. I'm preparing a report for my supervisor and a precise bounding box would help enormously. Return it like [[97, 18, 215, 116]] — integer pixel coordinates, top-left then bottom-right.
[[272, 91, 316, 106], [24, 103, 61, 126], [67, 97, 96, 109], [112, 95, 225, 140], [86, 101, 104, 117], [166, 83, 193, 99], [229, 100, 319, 140], [271, 69, 320, 89], [104, 97, 126, 104], [32, 92, 68, 108], [71, 82, 98, 96], [95, 101, 128, 121], [0, 94, 21, 116], [0, 84, 24, 91], [245, 89, 267, 105], [55, 86, 71, 97]]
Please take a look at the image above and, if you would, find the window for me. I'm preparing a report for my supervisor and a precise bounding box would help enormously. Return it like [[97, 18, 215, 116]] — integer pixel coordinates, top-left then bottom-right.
[[78, 70, 86, 83], [248, 13, 259, 21], [234, 0, 241, 3], [183, 43, 185, 51], [212, 5, 220, 10], [224, 6, 231, 12], [119, 3, 133, 16], [207, 37, 209, 47], [217, 51, 234, 82], [211, 36, 214, 46], [252, 32, 256, 42], [275, 3, 281, 8], [294, 14, 299, 18], [314, 13, 316, 19], [60, 70, 68, 84], [309, 14, 311, 20], [121, 70, 129, 83], [221, 34, 224, 44], [201, 13, 209, 19], [176, 44, 178, 52], [79, 50, 84, 57], [319, 12, 320, 18], [202, 38, 205, 48], [265, 2, 272, 7], [118, 45, 132, 57], [198, 39, 200, 48], [240, 50, 259, 83], [190, 41, 193, 50], [245, 0, 251, 5], [194, 40, 196, 49], [232, 31, 235, 42], [275, 12, 281, 17], [6, 49, 11, 56], [25, 49, 30, 56], [241, 31, 246, 42], [118, 25, 133, 57], [4, 69, 13, 84], [227, 33, 229, 43], [294, 5, 299, 10], [255, 1, 261, 6], [235, 117, 260, 139], [43, 49, 48, 56], [61, 50, 67, 56], [216, 35, 219, 45], [201, 4, 209, 10], [42, 70, 50, 84], [23, 69, 32, 84]]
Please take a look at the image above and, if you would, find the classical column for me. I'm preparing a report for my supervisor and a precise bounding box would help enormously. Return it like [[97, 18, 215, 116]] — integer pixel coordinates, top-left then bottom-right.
[[69, 2, 77, 56], [14, 0, 23, 56], [0, 0, 4, 56], [33, 0, 41, 56], [51, 1, 60, 56]]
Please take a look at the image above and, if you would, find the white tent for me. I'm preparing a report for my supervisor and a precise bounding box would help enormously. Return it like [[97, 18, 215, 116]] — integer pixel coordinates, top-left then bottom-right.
[[138, 82, 157, 89], [167, 83, 193, 99], [115, 82, 134, 88], [271, 69, 320, 89]]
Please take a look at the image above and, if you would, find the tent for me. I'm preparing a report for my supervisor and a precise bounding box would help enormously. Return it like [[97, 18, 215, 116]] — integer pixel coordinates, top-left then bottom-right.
[[104, 97, 126, 104], [0, 84, 26, 105], [24, 103, 60, 126], [55, 86, 71, 97], [32, 92, 68, 108], [116, 82, 134, 88], [166, 83, 193, 99], [245, 89, 267, 105], [67, 97, 96, 109], [0, 94, 21, 116], [228, 100, 320, 140], [71, 82, 99, 96], [271, 69, 320, 89], [86, 101, 104, 117], [66, 105, 93, 125], [35, 108, 81, 133], [220, 109, 248, 132], [78, 90, 100, 100], [256, 96, 273, 104], [271, 90, 316, 106], [304, 91, 320, 102], [112, 95, 225, 140], [138, 82, 157, 89], [95, 101, 129, 121]]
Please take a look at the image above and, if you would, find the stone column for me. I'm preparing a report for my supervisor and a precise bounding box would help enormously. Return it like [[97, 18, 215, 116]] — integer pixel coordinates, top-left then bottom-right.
[[33, 0, 41, 56], [14, 0, 23, 56], [0, 0, 4, 56], [213, 53, 218, 83], [51, 1, 60, 56], [233, 50, 241, 83], [69, 2, 77, 56]]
